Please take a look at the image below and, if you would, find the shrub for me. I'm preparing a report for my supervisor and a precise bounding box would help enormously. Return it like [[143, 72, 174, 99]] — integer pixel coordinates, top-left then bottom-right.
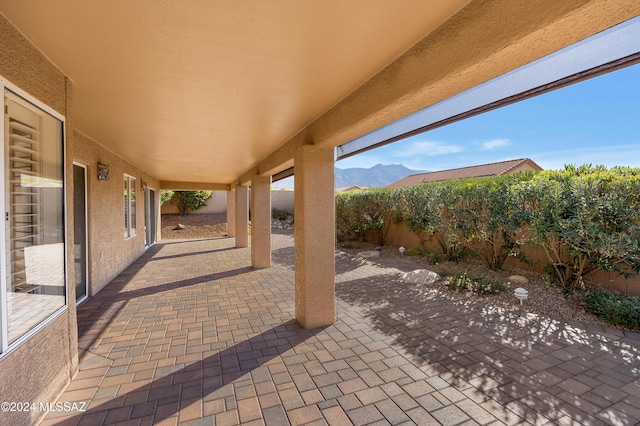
[[335, 189, 396, 245], [406, 247, 427, 256], [165, 190, 212, 216], [446, 272, 508, 296], [447, 272, 474, 293], [584, 290, 640, 330], [272, 208, 290, 221], [396, 182, 463, 261], [527, 167, 640, 291], [160, 189, 174, 205], [334, 164, 640, 292], [456, 174, 533, 271]]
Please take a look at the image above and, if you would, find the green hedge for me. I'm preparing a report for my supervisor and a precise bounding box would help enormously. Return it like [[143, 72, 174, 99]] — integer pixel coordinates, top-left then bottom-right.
[[336, 166, 640, 291], [584, 290, 640, 330], [336, 188, 395, 245]]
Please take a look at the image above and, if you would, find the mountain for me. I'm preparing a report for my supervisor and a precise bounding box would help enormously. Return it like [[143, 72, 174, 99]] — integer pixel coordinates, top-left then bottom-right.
[[272, 164, 424, 189]]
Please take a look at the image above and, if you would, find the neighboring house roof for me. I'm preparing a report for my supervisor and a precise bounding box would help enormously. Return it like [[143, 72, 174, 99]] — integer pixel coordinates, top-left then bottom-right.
[[387, 158, 543, 188], [335, 185, 365, 192]]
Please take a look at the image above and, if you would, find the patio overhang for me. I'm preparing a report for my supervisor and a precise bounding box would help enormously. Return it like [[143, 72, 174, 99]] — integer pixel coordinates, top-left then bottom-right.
[[0, 1, 638, 186]]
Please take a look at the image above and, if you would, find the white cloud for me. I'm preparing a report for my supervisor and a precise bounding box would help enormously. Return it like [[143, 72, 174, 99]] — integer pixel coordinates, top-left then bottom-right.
[[480, 138, 511, 150], [392, 140, 463, 158]]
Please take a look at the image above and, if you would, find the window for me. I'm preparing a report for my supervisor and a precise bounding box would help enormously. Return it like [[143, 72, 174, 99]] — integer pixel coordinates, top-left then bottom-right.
[[124, 175, 136, 238], [1, 84, 66, 354]]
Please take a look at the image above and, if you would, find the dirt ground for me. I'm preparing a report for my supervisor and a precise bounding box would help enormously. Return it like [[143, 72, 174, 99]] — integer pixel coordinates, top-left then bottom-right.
[[161, 213, 228, 239]]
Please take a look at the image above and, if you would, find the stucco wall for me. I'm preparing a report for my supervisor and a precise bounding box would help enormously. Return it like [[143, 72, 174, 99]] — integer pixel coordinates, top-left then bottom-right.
[[73, 130, 160, 296], [271, 190, 294, 213], [0, 13, 76, 426]]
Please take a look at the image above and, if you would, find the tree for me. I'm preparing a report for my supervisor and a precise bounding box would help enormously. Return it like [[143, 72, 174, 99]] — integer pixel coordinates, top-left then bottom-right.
[[160, 190, 174, 205], [162, 190, 212, 216]]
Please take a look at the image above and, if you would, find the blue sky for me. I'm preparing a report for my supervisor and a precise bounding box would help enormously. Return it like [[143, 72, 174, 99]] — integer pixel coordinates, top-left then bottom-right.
[[336, 63, 640, 172]]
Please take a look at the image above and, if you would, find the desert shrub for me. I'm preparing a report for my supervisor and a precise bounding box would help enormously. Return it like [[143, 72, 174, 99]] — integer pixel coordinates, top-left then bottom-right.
[[446, 272, 507, 296], [396, 182, 463, 261], [335, 189, 396, 245], [160, 189, 175, 205], [165, 190, 212, 216], [406, 247, 427, 256], [336, 164, 640, 291], [395, 185, 436, 248], [447, 272, 474, 293], [584, 290, 640, 330], [272, 208, 290, 221], [336, 191, 365, 241], [431, 182, 466, 261], [527, 166, 640, 291], [456, 174, 533, 271]]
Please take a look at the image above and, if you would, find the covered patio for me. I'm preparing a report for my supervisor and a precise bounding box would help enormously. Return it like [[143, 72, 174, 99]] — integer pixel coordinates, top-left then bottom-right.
[[2, 2, 640, 424], [43, 234, 640, 425]]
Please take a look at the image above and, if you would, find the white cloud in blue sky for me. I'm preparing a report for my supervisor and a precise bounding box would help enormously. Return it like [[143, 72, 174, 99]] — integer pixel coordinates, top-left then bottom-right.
[[480, 138, 511, 150]]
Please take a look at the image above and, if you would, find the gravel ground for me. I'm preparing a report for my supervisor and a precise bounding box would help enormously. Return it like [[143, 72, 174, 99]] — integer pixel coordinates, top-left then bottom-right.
[[338, 240, 611, 329], [160, 216, 613, 330]]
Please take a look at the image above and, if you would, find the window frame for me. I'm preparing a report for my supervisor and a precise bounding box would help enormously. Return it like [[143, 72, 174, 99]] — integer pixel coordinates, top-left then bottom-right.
[[124, 174, 136, 239], [0, 76, 67, 357]]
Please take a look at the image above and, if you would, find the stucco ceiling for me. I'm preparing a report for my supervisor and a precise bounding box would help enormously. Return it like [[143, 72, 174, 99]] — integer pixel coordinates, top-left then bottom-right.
[[0, 0, 472, 184]]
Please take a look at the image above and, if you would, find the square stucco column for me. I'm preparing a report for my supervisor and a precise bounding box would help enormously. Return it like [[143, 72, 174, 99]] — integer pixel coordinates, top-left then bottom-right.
[[226, 189, 236, 237], [294, 145, 335, 328], [235, 186, 249, 248], [251, 175, 271, 268]]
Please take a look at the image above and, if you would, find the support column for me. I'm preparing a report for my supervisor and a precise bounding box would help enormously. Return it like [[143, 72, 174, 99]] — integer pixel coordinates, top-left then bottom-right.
[[235, 185, 249, 248], [251, 175, 271, 268], [294, 145, 335, 328], [226, 189, 236, 237]]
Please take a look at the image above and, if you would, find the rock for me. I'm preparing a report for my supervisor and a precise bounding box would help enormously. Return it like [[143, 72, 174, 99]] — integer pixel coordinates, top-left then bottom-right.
[[401, 269, 441, 285], [173, 223, 185, 230], [357, 251, 380, 258], [507, 275, 529, 285]]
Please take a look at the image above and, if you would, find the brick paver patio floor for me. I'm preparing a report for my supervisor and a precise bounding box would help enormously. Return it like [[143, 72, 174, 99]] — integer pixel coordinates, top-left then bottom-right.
[[42, 234, 640, 425]]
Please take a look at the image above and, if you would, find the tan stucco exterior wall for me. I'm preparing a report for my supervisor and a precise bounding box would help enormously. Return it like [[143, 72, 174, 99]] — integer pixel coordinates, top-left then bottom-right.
[[0, 13, 77, 426], [73, 130, 160, 296]]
